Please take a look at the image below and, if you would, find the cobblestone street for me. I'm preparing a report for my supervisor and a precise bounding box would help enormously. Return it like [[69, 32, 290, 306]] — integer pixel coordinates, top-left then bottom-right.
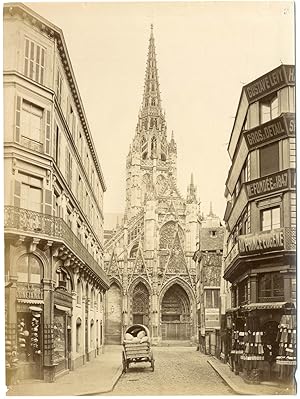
[[104, 347, 234, 395]]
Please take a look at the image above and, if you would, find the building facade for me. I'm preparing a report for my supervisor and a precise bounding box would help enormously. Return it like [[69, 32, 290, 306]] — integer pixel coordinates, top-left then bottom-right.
[[104, 27, 199, 345], [193, 208, 224, 357], [4, 3, 109, 383], [222, 65, 296, 383]]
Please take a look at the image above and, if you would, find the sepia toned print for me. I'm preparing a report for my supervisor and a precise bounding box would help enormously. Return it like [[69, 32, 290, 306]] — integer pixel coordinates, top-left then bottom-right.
[[3, 1, 295, 396]]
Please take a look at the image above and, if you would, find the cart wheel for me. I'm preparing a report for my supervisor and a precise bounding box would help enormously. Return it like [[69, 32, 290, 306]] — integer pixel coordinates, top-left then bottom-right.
[[151, 359, 155, 371], [122, 353, 127, 373]]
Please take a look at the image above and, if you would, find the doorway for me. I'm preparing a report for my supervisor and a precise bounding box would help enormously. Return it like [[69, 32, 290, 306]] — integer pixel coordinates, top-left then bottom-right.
[[161, 284, 191, 340]]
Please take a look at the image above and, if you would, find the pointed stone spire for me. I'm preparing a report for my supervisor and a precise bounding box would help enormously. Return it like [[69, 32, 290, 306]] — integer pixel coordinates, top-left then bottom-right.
[[187, 173, 197, 204], [141, 24, 162, 114]]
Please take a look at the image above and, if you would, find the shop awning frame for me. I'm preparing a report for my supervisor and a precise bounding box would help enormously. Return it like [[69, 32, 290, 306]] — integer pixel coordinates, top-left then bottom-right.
[[241, 302, 295, 311]]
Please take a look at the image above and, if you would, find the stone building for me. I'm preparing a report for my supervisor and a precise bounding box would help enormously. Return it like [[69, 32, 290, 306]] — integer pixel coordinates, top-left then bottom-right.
[[193, 207, 224, 356], [222, 64, 296, 383], [104, 26, 199, 345], [4, 3, 109, 383]]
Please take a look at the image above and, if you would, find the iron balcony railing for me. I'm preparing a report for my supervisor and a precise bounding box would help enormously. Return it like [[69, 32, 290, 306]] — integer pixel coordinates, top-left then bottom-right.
[[4, 206, 109, 288]]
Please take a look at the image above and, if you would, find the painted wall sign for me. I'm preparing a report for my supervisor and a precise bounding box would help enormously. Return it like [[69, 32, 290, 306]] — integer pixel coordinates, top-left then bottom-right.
[[243, 113, 295, 150], [244, 65, 295, 103], [238, 229, 284, 255], [245, 169, 290, 200]]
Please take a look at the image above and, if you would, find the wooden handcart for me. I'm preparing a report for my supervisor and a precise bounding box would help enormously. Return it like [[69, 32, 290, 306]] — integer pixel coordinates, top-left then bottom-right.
[[122, 324, 155, 372]]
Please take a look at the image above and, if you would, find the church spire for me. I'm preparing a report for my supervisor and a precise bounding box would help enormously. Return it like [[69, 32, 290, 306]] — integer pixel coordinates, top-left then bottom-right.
[[187, 173, 197, 204], [141, 24, 162, 114]]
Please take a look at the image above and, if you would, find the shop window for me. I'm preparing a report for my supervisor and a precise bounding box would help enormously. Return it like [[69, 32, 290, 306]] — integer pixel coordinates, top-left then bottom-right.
[[238, 280, 248, 305], [260, 95, 279, 124], [258, 272, 284, 302], [17, 254, 42, 284], [53, 312, 66, 364], [205, 289, 220, 308], [76, 318, 81, 352], [261, 207, 280, 231], [259, 141, 279, 177], [24, 38, 45, 84]]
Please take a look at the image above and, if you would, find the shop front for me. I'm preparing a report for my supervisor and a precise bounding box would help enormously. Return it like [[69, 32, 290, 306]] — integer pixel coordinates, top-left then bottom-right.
[[53, 287, 72, 376], [225, 302, 296, 384]]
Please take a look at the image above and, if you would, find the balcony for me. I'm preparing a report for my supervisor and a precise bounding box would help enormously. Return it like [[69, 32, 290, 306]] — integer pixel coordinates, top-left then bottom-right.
[[224, 227, 296, 280], [4, 206, 109, 288]]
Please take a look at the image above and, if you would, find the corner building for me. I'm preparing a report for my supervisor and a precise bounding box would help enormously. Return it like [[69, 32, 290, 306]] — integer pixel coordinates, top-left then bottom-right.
[[4, 4, 109, 383], [104, 27, 199, 345], [222, 65, 296, 383]]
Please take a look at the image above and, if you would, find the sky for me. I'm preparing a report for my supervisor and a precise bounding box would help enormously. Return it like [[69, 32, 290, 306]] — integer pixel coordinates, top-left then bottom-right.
[[27, 1, 295, 222]]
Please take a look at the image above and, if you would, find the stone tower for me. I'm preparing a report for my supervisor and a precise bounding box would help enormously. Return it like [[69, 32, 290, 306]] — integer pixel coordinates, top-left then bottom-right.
[[104, 26, 199, 345]]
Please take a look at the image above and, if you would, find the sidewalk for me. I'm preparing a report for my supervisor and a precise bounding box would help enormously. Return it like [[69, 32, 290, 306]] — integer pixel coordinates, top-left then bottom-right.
[[7, 345, 123, 396], [208, 357, 296, 395]]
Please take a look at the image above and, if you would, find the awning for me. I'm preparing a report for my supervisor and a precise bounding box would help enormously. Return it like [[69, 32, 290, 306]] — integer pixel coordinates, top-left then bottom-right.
[[55, 304, 71, 314], [241, 302, 295, 311], [17, 299, 44, 305]]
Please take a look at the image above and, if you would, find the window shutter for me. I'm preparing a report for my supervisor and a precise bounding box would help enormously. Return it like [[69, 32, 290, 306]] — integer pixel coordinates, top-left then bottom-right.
[[15, 96, 21, 142], [53, 122, 57, 161], [45, 110, 51, 155], [69, 155, 72, 188], [24, 39, 29, 77], [44, 189, 52, 215], [65, 148, 69, 184], [57, 126, 61, 167], [40, 48, 45, 84], [66, 97, 69, 125], [14, 180, 21, 207]]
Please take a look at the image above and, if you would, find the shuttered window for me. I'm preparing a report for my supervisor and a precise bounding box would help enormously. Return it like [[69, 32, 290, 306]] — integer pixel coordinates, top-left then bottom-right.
[[65, 149, 73, 188], [24, 38, 45, 85]]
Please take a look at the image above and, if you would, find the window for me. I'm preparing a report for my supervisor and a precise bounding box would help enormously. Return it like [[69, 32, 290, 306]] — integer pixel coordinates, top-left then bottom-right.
[[261, 207, 280, 231], [56, 70, 63, 105], [260, 95, 279, 124], [21, 100, 43, 147], [205, 289, 220, 308], [24, 38, 45, 84], [19, 173, 42, 212], [238, 280, 248, 305], [17, 255, 42, 284], [65, 149, 73, 187], [258, 272, 284, 301], [259, 141, 279, 177], [56, 268, 71, 291]]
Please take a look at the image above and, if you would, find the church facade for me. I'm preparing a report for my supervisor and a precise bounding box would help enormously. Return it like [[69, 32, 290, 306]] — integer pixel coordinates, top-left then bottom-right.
[[104, 27, 199, 345]]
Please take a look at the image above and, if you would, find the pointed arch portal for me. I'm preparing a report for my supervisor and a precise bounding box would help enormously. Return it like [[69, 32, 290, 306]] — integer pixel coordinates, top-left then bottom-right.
[[161, 283, 191, 340], [132, 282, 150, 326], [105, 282, 122, 344]]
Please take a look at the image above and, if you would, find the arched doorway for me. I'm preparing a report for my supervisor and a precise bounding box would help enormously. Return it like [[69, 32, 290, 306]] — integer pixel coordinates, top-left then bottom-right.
[[161, 284, 191, 340], [132, 282, 149, 326], [105, 282, 122, 344]]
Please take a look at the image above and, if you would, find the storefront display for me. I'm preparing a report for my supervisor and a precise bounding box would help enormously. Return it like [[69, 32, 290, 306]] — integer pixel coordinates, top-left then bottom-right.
[[53, 312, 67, 371]]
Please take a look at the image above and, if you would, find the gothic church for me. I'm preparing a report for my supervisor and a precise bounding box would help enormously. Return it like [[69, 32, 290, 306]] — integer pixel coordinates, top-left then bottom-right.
[[104, 27, 199, 345]]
